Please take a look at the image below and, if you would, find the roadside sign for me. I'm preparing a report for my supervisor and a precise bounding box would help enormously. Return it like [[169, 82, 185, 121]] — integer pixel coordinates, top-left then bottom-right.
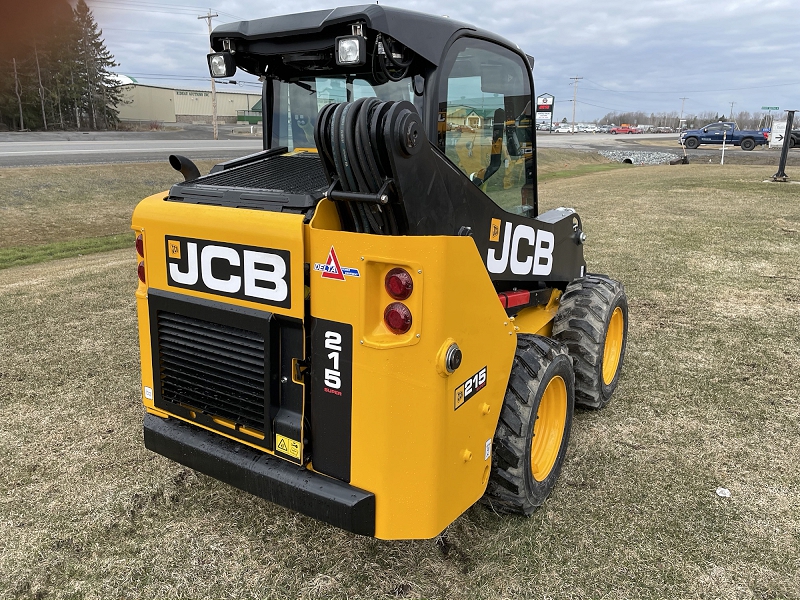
[[770, 120, 787, 149], [536, 94, 554, 131], [762, 106, 779, 110]]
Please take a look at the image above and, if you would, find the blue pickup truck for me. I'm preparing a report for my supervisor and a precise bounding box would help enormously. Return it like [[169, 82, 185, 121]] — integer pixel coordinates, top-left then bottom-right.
[[680, 122, 768, 151]]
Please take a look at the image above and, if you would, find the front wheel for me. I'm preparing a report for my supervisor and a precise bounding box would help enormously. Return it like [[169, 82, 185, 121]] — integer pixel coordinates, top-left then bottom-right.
[[553, 275, 629, 409], [740, 138, 755, 151], [482, 335, 575, 515], [684, 137, 699, 149]]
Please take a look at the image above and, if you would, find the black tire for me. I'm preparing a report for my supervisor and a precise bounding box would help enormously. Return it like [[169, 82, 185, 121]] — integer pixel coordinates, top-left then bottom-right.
[[552, 275, 628, 410], [684, 137, 699, 149], [789, 136, 796, 149], [740, 138, 755, 151], [611, 131, 617, 135], [482, 335, 575, 515]]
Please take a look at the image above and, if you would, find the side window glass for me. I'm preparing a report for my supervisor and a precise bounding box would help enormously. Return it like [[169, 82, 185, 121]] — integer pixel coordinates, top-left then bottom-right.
[[438, 38, 533, 213]]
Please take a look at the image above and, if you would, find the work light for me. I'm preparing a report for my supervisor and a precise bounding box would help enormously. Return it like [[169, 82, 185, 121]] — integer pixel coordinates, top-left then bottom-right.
[[207, 52, 236, 78], [335, 36, 366, 66]]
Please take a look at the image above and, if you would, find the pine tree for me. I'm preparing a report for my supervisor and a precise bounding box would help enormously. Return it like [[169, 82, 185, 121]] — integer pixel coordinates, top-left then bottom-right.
[[73, 0, 123, 129], [0, 0, 121, 130]]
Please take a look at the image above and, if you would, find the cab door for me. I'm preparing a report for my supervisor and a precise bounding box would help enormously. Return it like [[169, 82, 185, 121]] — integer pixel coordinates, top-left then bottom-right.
[[435, 37, 536, 215]]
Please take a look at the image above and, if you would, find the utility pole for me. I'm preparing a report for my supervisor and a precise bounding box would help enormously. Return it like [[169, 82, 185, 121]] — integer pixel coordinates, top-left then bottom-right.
[[679, 97, 688, 120], [199, 10, 219, 140], [570, 76, 582, 133], [729, 101, 735, 120]]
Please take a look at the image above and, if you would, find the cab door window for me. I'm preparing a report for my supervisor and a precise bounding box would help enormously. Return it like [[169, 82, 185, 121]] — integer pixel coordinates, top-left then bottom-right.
[[437, 38, 533, 212]]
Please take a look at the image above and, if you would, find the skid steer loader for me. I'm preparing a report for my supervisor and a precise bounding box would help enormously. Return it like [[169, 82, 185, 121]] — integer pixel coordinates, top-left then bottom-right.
[[132, 5, 629, 540]]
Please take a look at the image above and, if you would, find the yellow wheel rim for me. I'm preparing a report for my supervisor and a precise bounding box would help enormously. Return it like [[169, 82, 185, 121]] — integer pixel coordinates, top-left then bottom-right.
[[530, 375, 567, 481], [602, 307, 624, 385]]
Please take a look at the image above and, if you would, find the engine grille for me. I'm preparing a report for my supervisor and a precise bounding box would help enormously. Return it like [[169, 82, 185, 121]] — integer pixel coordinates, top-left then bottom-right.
[[156, 311, 267, 432], [167, 152, 328, 212], [194, 153, 327, 193]]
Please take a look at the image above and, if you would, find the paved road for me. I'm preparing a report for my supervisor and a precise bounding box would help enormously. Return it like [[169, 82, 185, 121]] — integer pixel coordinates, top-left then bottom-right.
[[0, 129, 789, 167], [0, 137, 264, 167]]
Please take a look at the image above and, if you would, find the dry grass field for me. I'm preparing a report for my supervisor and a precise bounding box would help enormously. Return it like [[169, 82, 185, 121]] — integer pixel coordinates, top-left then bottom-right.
[[1, 155, 798, 599]]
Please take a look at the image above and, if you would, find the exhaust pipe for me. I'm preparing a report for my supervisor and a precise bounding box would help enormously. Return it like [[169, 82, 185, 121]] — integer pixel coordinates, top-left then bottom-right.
[[169, 154, 201, 182]]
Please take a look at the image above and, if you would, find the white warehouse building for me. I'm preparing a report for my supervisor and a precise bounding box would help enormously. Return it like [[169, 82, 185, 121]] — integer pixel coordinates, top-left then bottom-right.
[[115, 77, 261, 125]]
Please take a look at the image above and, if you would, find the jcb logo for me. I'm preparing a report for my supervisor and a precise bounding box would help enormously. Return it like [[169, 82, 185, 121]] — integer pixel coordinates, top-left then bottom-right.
[[487, 221, 554, 276], [165, 236, 291, 308]]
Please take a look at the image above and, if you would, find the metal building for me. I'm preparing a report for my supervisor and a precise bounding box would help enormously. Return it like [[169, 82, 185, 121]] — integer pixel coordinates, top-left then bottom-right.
[[116, 79, 261, 125]]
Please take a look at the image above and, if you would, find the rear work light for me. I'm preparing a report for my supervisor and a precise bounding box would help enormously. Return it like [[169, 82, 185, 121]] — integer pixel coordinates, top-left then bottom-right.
[[385, 267, 413, 300], [384, 302, 412, 334]]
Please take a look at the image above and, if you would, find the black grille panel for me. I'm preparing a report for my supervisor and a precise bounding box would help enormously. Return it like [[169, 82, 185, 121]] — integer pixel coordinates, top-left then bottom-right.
[[194, 153, 327, 193], [157, 311, 267, 431], [167, 152, 328, 212]]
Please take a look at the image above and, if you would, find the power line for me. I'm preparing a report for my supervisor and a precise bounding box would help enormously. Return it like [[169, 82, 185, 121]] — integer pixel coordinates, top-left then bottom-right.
[[88, 0, 244, 20]]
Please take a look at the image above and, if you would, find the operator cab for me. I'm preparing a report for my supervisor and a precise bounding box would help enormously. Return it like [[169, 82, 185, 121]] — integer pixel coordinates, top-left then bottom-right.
[[208, 4, 537, 214]]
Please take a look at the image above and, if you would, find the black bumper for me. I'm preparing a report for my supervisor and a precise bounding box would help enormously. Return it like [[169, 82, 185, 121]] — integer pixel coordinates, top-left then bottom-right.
[[143, 413, 375, 536]]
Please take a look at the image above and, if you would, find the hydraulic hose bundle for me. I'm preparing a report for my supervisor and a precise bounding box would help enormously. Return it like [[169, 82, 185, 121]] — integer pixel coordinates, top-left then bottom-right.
[[314, 98, 423, 235]]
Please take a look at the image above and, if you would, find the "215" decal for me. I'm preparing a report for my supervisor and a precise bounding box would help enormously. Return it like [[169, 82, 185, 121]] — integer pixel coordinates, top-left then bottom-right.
[[454, 366, 487, 410]]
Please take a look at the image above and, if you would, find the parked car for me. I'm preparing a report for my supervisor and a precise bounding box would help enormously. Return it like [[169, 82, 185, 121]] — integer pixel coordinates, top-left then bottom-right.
[[554, 124, 573, 133], [680, 122, 768, 151], [609, 126, 641, 134]]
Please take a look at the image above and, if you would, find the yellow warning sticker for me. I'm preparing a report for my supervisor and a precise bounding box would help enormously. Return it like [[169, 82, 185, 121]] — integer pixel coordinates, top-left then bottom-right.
[[275, 434, 301, 460], [490, 218, 501, 242], [454, 383, 466, 410], [167, 239, 181, 259]]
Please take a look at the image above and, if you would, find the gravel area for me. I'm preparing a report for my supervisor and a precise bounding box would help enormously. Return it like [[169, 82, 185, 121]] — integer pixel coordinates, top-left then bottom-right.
[[599, 149, 682, 165]]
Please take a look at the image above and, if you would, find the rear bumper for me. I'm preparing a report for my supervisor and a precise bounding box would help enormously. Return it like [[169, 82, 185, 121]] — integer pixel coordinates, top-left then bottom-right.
[[143, 413, 376, 536]]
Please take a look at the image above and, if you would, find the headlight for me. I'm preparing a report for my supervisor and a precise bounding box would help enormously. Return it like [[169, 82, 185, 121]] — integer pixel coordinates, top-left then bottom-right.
[[335, 36, 366, 66], [207, 52, 236, 78]]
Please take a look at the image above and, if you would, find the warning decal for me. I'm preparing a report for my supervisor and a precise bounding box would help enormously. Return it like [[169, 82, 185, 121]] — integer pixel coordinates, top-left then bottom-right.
[[490, 219, 501, 242], [313, 246, 361, 280], [167, 239, 181, 259], [275, 434, 301, 459]]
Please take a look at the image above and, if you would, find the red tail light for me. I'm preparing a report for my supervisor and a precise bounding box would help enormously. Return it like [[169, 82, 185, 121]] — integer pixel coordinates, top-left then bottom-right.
[[135, 233, 144, 257], [138, 261, 146, 284], [385, 267, 413, 300], [384, 302, 412, 334]]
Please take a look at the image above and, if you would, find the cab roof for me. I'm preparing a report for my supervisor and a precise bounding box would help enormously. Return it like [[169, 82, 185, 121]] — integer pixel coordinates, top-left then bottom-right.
[[210, 5, 522, 68]]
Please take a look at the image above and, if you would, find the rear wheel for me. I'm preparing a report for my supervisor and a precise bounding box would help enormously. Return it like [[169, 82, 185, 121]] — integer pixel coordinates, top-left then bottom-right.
[[684, 137, 699, 149], [482, 335, 574, 515], [553, 275, 628, 409], [789, 136, 796, 149], [741, 138, 755, 151]]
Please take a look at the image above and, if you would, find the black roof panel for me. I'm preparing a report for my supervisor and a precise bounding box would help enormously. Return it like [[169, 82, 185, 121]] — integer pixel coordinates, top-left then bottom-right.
[[211, 5, 518, 66]]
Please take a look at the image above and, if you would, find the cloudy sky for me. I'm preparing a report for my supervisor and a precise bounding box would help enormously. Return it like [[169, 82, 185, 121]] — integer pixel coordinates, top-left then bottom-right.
[[87, 0, 799, 122]]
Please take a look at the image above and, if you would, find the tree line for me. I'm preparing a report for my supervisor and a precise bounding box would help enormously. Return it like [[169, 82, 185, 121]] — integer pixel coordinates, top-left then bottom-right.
[[0, 0, 122, 131], [597, 110, 773, 130]]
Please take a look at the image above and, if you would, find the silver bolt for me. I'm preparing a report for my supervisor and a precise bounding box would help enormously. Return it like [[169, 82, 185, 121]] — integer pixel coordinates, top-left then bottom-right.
[[360, 256, 364, 261], [417, 269, 422, 274], [280, 376, 288, 383], [380, 194, 389, 204], [360, 340, 364, 345], [416, 334, 420, 338]]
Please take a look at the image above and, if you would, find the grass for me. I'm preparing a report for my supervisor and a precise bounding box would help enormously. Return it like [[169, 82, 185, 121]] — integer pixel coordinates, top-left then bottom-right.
[[0, 233, 133, 270], [0, 160, 219, 266], [1, 159, 799, 599], [0, 151, 615, 270]]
